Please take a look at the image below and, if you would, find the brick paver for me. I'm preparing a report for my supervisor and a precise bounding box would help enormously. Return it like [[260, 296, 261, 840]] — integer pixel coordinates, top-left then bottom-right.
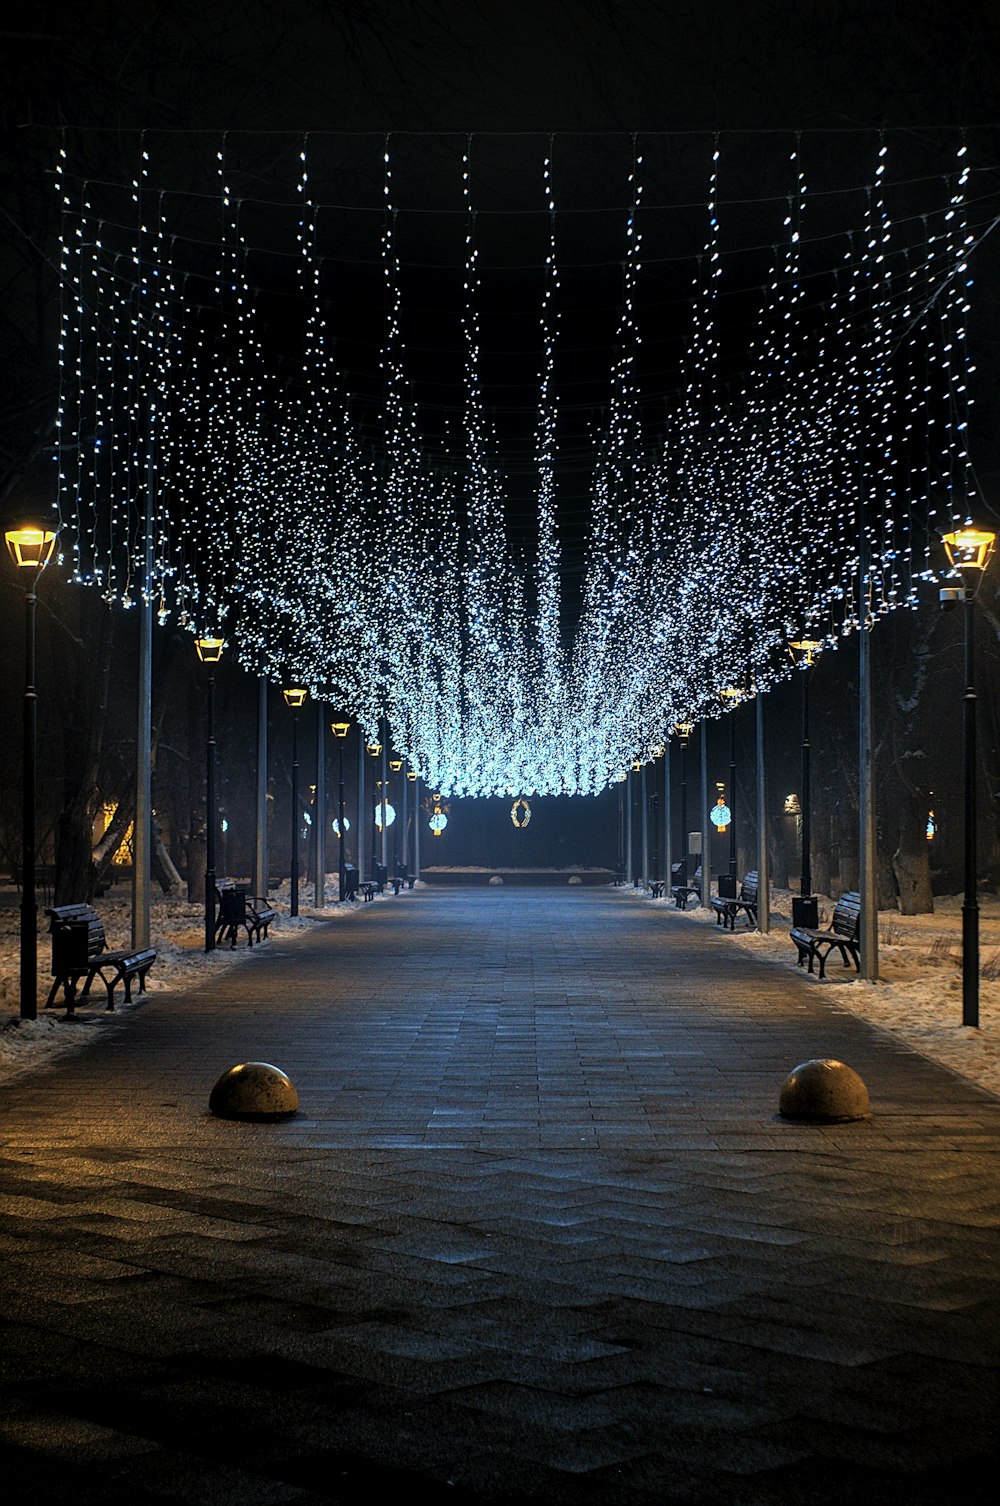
[[2, 887, 999, 1503]]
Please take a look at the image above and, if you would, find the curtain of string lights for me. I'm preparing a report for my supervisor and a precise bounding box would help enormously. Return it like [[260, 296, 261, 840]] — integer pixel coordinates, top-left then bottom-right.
[[53, 129, 986, 797]]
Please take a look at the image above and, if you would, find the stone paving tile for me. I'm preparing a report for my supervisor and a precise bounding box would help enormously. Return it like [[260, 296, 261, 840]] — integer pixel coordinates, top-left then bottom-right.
[[2, 887, 1000, 1502]]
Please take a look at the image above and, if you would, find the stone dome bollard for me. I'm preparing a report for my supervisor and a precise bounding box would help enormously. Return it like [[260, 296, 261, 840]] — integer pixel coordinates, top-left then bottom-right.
[[209, 1062, 300, 1121], [568, 875, 582, 885], [778, 1058, 869, 1123], [488, 875, 504, 886]]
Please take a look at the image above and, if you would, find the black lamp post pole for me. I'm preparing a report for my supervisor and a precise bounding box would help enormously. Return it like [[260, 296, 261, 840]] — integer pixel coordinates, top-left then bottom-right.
[[204, 669, 217, 953], [20, 585, 38, 1018], [679, 740, 688, 876], [338, 738, 347, 902], [728, 712, 738, 878], [801, 668, 812, 901], [290, 706, 300, 917], [962, 590, 979, 1028]]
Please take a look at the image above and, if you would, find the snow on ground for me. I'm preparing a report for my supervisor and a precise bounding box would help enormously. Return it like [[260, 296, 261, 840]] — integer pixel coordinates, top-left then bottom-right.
[[636, 885, 1000, 1101], [3, 878, 1000, 1104], [0, 880, 391, 1085]]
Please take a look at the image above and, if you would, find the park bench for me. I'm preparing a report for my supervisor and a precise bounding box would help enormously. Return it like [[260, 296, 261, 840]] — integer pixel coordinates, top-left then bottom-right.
[[649, 878, 666, 899], [789, 891, 861, 978], [215, 884, 276, 948], [358, 879, 378, 901], [672, 865, 702, 909], [45, 904, 157, 1016], [711, 871, 759, 931], [612, 868, 626, 886]]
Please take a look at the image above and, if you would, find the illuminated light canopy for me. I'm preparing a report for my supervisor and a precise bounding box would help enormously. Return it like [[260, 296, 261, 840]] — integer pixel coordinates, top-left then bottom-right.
[[366, 741, 382, 757], [282, 687, 308, 708], [51, 130, 984, 797], [789, 640, 822, 668], [331, 720, 350, 739]]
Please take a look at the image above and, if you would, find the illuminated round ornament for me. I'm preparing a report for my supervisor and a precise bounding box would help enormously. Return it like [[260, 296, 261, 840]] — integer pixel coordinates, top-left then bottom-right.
[[710, 799, 731, 832], [374, 802, 396, 829], [429, 811, 448, 836], [510, 797, 531, 830], [332, 816, 351, 837]]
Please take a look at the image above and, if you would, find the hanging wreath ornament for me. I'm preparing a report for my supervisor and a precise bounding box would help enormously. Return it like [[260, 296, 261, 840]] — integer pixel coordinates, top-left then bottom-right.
[[510, 797, 531, 830]]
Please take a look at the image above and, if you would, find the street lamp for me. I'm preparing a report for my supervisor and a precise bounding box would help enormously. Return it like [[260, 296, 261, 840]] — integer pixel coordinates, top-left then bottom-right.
[[5, 524, 56, 1020], [720, 689, 741, 882], [942, 525, 996, 1027], [673, 723, 694, 883], [283, 686, 308, 916], [194, 635, 225, 952], [788, 641, 821, 930], [331, 718, 350, 901]]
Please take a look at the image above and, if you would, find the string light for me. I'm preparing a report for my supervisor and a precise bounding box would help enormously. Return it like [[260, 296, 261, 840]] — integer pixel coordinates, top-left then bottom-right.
[[52, 130, 987, 796]]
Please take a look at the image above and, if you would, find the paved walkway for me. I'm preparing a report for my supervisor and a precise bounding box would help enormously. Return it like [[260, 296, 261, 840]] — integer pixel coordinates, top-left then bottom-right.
[[2, 887, 999, 1503]]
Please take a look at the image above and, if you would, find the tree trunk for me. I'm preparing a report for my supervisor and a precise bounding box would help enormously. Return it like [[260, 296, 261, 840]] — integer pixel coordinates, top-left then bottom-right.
[[152, 815, 183, 895], [92, 788, 135, 892], [893, 792, 934, 915], [187, 828, 207, 904], [53, 596, 115, 904]]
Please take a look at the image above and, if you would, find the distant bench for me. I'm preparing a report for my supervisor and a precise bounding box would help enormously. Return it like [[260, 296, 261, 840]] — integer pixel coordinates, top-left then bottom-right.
[[672, 866, 702, 909], [711, 872, 759, 931], [215, 884, 276, 949], [45, 904, 156, 1015], [790, 891, 861, 978]]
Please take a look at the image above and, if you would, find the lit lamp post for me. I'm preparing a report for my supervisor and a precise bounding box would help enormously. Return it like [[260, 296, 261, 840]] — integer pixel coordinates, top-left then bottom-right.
[[5, 525, 56, 1020], [389, 756, 403, 876], [366, 737, 382, 875], [331, 718, 350, 901], [673, 723, 694, 882], [942, 526, 996, 1028], [283, 686, 308, 916], [720, 689, 741, 886], [195, 635, 225, 952], [788, 640, 821, 930]]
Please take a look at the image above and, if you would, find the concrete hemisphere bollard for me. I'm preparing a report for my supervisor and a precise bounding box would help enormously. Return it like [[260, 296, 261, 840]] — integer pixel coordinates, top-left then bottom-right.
[[209, 1062, 300, 1121], [568, 875, 582, 885], [779, 1058, 869, 1122], [488, 875, 504, 886]]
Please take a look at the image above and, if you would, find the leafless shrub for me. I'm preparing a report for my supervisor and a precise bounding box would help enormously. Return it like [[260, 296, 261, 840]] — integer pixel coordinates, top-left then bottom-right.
[[981, 950, 1000, 981]]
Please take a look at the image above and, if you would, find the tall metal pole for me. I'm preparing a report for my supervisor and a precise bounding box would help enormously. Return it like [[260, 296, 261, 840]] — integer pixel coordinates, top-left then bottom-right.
[[337, 739, 348, 903], [204, 671, 217, 951], [641, 763, 649, 886], [625, 769, 634, 885], [663, 740, 672, 888], [756, 694, 769, 933], [679, 741, 688, 877], [401, 762, 409, 877], [617, 781, 624, 874], [290, 706, 300, 917], [858, 545, 879, 980], [962, 593, 979, 1026], [414, 773, 421, 881], [132, 457, 153, 953], [314, 704, 326, 907], [700, 720, 711, 908], [357, 733, 366, 885], [800, 669, 812, 899], [255, 678, 268, 897], [20, 586, 38, 1019], [380, 729, 388, 872], [728, 711, 737, 878]]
